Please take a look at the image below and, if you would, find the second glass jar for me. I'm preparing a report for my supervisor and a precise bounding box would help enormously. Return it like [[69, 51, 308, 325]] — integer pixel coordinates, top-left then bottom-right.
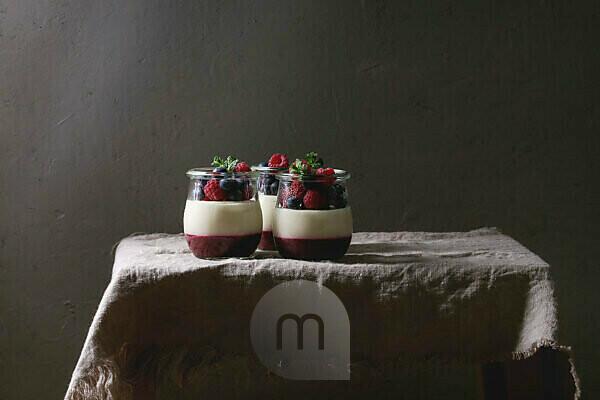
[[253, 165, 288, 250], [272, 169, 353, 260]]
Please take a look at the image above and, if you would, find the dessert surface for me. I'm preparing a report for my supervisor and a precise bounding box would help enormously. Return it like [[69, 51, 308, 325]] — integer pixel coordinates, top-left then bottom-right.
[[183, 200, 262, 236], [272, 207, 353, 239], [258, 193, 277, 231]]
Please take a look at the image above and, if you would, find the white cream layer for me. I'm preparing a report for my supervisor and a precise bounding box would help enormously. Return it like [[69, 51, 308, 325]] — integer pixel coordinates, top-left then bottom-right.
[[258, 193, 278, 231], [272, 207, 353, 239], [183, 200, 262, 236]]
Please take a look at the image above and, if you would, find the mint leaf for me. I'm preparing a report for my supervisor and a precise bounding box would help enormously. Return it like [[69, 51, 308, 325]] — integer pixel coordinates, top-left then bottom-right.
[[211, 155, 240, 172], [289, 159, 311, 175], [305, 151, 323, 168]]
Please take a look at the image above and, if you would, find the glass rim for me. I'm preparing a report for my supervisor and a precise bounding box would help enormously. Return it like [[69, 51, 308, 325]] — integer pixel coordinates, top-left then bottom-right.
[[251, 165, 289, 173], [276, 168, 350, 181], [186, 167, 258, 179]]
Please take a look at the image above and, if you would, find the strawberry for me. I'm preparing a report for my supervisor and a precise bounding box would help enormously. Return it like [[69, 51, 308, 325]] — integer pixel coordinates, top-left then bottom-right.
[[204, 179, 226, 201], [234, 161, 251, 172], [303, 189, 328, 209], [268, 153, 289, 168]]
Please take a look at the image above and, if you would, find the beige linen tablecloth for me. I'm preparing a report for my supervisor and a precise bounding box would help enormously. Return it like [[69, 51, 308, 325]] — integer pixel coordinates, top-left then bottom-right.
[[65, 228, 579, 399]]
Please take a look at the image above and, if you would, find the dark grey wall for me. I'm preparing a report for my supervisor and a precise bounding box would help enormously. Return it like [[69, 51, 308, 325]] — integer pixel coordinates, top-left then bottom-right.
[[1, 1, 599, 398]]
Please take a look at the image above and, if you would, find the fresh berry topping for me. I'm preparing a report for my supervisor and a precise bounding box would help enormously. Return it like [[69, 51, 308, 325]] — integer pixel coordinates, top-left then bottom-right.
[[286, 197, 303, 209], [303, 189, 328, 209], [316, 167, 336, 185], [212, 155, 245, 172], [234, 161, 251, 172], [265, 174, 276, 186], [289, 159, 312, 175], [328, 184, 347, 208], [316, 167, 335, 175], [204, 179, 226, 201], [258, 161, 269, 167], [258, 174, 278, 195], [213, 166, 227, 173], [288, 180, 306, 199], [227, 190, 243, 201], [268, 153, 289, 168], [219, 178, 238, 192], [279, 180, 305, 207]]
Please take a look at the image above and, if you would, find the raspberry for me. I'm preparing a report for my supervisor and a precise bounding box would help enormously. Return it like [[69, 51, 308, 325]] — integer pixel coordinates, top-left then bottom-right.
[[288, 180, 306, 198], [203, 179, 226, 201], [268, 153, 289, 168], [279, 180, 305, 208], [303, 189, 328, 209], [316, 167, 336, 185], [316, 167, 334, 175], [234, 161, 251, 172]]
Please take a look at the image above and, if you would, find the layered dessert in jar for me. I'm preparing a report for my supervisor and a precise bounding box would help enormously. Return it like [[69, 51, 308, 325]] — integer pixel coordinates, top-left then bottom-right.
[[184, 156, 262, 258], [253, 153, 290, 250], [272, 152, 353, 260]]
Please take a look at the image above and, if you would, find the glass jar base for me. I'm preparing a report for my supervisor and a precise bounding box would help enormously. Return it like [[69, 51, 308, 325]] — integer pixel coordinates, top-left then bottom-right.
[[185, 233, 261, 258], [258, 230, 277, 251], [273, 236, 351, 260]]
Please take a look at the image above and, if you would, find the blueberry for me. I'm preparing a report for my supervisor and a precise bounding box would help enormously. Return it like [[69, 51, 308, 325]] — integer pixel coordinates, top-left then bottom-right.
[[228, 190, 243, 201], [286, 197, 303, 209], [259, 174, 277, 194], [328, 184, 347, 208], [269, 181, 279, 195], [258, 161, 269, 167], [213, 166, 227, 173], [236, 178, 247, 187], [239, 179, 251, 193], [265, 174, 276, 185], [220, 178, 238, 192]]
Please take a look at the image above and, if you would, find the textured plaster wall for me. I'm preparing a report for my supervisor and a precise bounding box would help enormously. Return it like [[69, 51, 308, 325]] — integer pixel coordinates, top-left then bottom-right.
[[1, 1, 599, 399]]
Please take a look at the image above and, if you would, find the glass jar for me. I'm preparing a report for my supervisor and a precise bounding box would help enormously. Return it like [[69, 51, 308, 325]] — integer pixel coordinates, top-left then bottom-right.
[[253, 165, 288, 250], [272, 169, 352, 260], [183, 168, 262, 258]]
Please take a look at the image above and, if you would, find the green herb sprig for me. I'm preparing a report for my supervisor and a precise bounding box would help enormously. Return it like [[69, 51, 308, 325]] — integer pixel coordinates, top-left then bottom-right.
[[305, 151, 324, 169], [211, 155, 239, 172]]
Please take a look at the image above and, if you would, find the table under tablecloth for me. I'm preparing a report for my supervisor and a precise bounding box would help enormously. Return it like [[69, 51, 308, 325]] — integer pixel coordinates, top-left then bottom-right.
[[65, 228, 579, 399]]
